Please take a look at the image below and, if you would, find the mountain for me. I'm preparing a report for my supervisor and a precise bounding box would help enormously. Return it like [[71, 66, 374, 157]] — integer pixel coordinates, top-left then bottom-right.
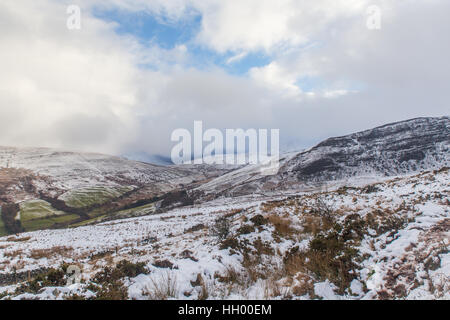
[[197, 116, 449, 197], [0, 117, 448, 236], [121, 151, 173, 166], [1, 166, 448, 300], [0, 117, 448, 300], [0, 146, 231, 235]]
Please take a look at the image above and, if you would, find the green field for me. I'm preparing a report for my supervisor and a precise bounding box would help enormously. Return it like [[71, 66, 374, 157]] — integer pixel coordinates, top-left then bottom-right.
[[111, 202, 155, 218], [59, 186, 134, 208], [21, 213, 80, 232], [20, 200, 67, 221], [19, 199, 80, 232], [0, 185, 145, 235], [70, 202, 155, 228]]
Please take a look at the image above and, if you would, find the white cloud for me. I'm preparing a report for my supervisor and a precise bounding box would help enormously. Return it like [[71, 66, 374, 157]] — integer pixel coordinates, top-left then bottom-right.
[[0, 0, 142, 153], [0, 0, 449, 158], [249, 62, 302, 98], [192, 0, 368, 54]]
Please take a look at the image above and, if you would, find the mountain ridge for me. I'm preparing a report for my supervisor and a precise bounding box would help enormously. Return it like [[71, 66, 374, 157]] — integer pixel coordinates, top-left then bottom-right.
[[0, 116, 448, 235], [196, 116, 449, 197]]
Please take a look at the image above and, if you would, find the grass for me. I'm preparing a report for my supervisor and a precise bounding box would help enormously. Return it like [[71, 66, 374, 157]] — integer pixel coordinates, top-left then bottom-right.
[[20, 200, 66, 221], [21, 213, 80, 232], [29, 246, 74, 259], [69, 215, 107, 227], [0, 220, 7, 237], [143, 271, 178, 300], [15, 265, 69, 295], [11, 199, 80, 233], [267, 214, 296, 238], [110, 202, 155, 217], [87, 260, 149, 300], [213, 197, 369, 296], [59, 186, 134, 209], [6, 236, 31, 242], [230, 196, 367, 295], [92, 202, 155, 220], [69, 202, 155, 227]]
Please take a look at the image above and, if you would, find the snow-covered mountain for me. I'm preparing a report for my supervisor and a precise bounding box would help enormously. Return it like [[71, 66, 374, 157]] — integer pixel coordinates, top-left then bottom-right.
[[120, 152, 173, 166], [197, 116, 449, 197], [0, 146, 218, 193], [0, 117, 448, 236], [0, 146, 231, 235], [0, 116, 448, 300], [0, 167, 448, 300]]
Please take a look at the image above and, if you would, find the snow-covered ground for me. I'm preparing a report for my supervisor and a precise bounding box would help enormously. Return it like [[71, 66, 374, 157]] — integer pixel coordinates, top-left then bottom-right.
[[0, 145, 228, 198], [0, 168, 448, 300]]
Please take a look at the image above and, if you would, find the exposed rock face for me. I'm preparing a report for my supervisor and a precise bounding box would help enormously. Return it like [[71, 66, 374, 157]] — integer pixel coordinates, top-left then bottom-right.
[[198, 117, 449, 197]]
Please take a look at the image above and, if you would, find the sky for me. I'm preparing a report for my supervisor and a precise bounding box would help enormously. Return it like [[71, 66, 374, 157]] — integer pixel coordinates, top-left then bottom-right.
[[0, 0, 449, 158]]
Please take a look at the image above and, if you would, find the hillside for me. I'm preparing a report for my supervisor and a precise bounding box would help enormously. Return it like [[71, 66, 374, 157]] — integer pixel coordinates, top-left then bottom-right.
[[1, 117, 448, 236], [0, 147, 231, 235], [197, 117, 449, 197], [0, 117, 448, 300], [0, 168, 448, 299]]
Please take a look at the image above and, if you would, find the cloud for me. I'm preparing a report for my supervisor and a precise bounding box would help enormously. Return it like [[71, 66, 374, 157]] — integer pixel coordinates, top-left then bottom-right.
[[0, 0, 141, 152], [0, 0, 449, 158], [192, 0, 368, 53]]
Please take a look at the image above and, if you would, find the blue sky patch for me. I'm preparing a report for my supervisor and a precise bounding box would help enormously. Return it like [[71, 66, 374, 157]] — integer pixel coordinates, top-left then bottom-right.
[[92, 7, 202, 49], [92, 8, 272, 75]]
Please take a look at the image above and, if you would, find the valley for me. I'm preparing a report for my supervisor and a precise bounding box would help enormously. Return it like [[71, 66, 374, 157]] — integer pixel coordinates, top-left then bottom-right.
[[0, 116, 448, 300]]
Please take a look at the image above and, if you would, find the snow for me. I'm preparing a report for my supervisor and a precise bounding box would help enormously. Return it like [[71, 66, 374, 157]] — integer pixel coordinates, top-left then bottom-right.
[[0, 145, 229, 199], [314, 281, 339, 300], [0, 168, 448, 300]]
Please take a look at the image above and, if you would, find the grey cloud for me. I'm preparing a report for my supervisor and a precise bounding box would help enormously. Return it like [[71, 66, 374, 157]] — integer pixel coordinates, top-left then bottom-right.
[[0, 0, 448, 158]]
